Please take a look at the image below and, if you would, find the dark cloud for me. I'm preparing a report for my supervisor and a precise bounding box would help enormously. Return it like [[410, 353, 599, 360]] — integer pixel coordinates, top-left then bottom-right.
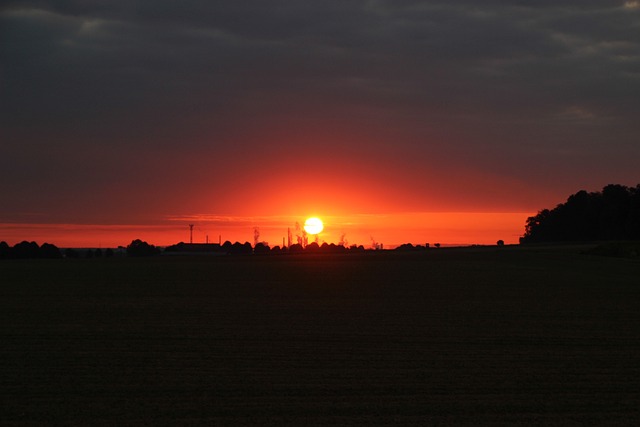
[[1, 1, 639, 222]]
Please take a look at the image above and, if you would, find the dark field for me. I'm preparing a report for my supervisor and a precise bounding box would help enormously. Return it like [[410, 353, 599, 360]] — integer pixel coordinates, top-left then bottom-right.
[[2, 246, 640, 425]]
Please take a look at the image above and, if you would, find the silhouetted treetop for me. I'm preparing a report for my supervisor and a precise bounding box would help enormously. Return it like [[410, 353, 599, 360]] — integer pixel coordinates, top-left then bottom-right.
[[521, 184, 640, 243], [0, 241, 10, 258], [126, 239, 160, 257], [40, 243, 63, 259], [253, 242, 270, 254], [0, 241, 62, 259]]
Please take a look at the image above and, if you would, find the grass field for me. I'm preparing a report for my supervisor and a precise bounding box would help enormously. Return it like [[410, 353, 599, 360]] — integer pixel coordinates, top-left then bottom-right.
[[2, 246, 640, 425]]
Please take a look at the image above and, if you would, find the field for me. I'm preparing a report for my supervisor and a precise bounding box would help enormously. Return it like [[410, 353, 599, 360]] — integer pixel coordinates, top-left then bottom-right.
[[2, 246, 640, 425]]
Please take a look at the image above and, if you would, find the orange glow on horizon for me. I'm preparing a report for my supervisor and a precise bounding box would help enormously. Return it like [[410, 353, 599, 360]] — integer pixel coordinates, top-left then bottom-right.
[[0, 212, 531, 249]]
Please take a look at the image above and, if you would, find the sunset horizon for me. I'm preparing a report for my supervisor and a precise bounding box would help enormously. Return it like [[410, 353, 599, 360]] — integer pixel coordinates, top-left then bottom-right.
[[2, 2, 638, 247], [3, 2, 639, 422], [1, 210, 533, 249]]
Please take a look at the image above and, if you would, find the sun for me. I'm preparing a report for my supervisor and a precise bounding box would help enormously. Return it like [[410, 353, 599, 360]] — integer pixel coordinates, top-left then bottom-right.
[[304, 217, 324, 235]]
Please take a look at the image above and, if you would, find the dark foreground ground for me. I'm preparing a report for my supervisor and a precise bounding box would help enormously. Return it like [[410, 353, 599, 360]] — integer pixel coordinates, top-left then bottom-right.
[[1, 245, 640, 426]]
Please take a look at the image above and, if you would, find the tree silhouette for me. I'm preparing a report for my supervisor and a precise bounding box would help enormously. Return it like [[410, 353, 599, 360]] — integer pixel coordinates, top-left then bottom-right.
[[305, 242, 320, 252], [1, 241, 61, 259], [13, 241, 41, 258], [395, 243, 415, 251], [40, 243, 62, 258], [0, 241, 10, 259], [288, 243, 303, 253], [227, 241, 253, 255], [126, 239, 160, 257], [254, 242, 270, 254], [522, 184, 640, 243]]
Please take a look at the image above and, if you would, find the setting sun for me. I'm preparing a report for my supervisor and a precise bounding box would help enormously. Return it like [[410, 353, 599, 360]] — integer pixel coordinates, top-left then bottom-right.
[[303, 217, 324, 235]]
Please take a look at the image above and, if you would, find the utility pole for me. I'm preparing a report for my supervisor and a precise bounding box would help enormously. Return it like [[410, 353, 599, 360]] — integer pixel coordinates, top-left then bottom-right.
[[189, 224, 194, 244]]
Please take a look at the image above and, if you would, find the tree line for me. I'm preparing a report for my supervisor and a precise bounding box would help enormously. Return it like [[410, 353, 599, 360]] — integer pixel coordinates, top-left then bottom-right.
[[521, 184, 640, 243], [0, 241, 119, 259], [0, 239, 368, 259], [0, 241, 63, 259], [165, 241, 368, 255]]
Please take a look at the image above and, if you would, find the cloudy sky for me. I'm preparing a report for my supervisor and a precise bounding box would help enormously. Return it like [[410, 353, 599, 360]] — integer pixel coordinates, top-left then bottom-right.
[[1, 1, 639, 246]]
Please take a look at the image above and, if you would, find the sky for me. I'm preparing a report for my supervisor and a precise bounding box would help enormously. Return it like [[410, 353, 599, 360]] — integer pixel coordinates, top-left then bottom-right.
[[1, 1, 639, 247]]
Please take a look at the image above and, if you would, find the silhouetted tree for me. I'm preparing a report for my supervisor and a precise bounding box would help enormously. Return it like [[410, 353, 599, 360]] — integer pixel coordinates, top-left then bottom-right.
[[395, 243, 429, 251], [1, 241, 61, 259], [126, 239, 160, 257], [305, 242, 320, 252], [497, 240, 505, 246], [0, 241, 9, 259], [627, 185, 640, 239], [13, 241, 40, 258], [228, 241, 252, 255], [40, 243, 62, 258], [254, 242, 270, 254], [288, 243, 303, 253], [522, 184, 640, 243], [600, 184, 631, 239], [105, 248, 115, 258], [395, 243, 415, 251], [94, 248, 103, 258], [335, 243, 348, 253]]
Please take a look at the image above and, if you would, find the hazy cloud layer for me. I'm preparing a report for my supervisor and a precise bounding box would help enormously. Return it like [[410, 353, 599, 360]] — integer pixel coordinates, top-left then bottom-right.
[[2, 1, 639, 222]]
